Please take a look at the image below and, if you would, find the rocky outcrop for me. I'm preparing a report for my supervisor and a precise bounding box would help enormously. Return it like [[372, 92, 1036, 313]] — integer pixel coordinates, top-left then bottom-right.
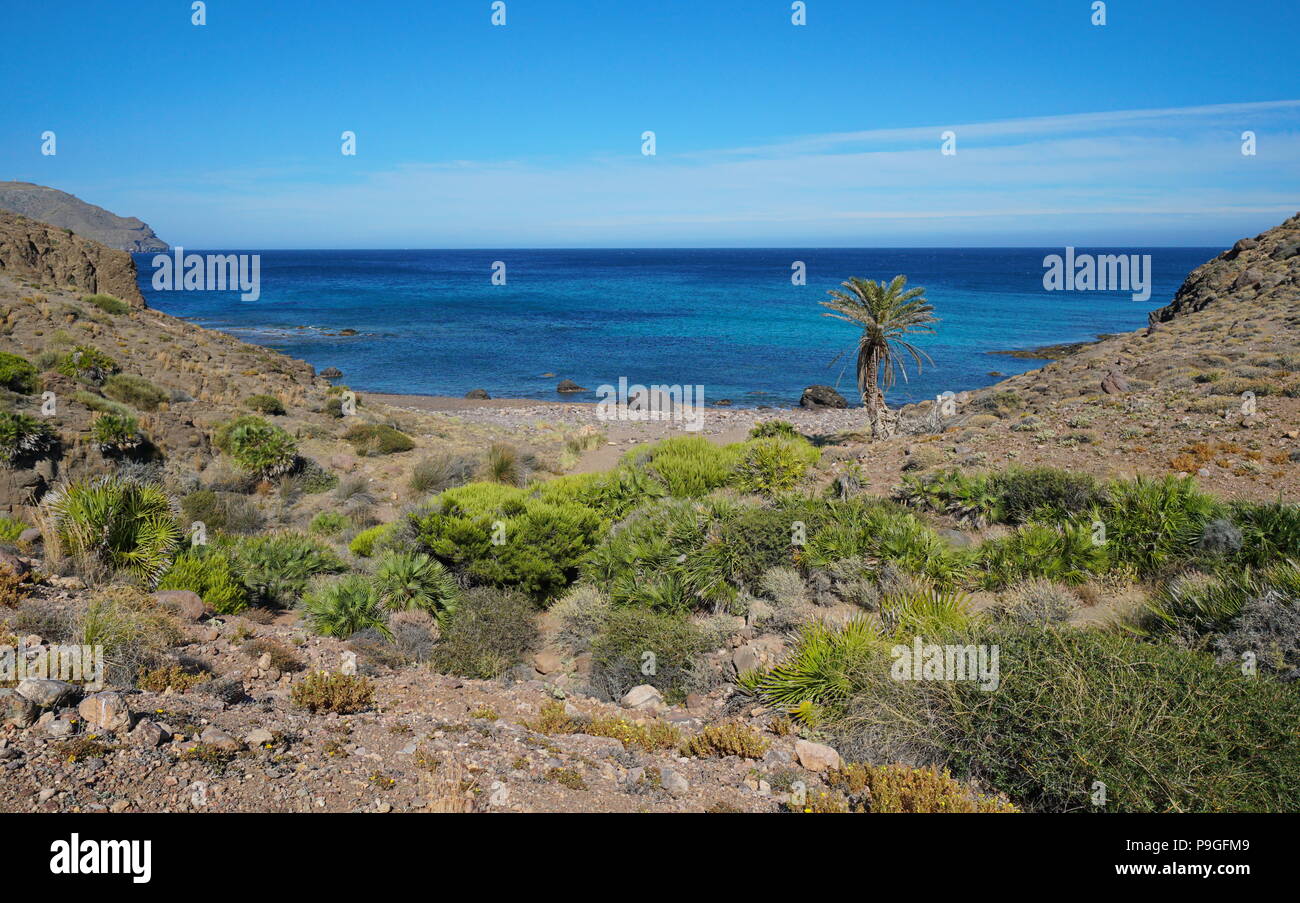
[[0, 182, 167, 252], [800, 384, 849, 409], [1149, 212, 1300, 325], [0, 210, 146, 307]]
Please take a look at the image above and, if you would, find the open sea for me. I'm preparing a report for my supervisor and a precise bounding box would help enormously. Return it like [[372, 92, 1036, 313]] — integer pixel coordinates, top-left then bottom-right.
[[134, 247, 1216, 408]]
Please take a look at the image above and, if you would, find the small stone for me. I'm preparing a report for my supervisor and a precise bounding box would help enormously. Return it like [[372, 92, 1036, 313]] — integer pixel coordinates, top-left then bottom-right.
[[110, 800, 130, 813], [488, 781, 510, 807], [532, 650, 563, 675], [732, 645, 761, 676], [199, 727, 245, 752], [77, 691, 132, 733], [0, 550, 29, 579], [130, 720, 170, 748], [620, 685, 663, 710], [38, 788, 56, 803], [17, 528, 42, 546], [795, 739, 842, 772]]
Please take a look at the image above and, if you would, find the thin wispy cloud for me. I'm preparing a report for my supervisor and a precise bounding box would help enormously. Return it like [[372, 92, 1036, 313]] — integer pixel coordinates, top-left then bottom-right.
[[127, 101, 1299, 247]]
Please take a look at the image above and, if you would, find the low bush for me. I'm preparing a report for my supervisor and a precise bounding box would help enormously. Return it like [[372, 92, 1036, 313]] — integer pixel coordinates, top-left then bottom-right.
[[481, 442, 524, 485], [680, 722, 770, 759], [214, 415, 298, 478], [0, 411, 57, 465], [731, 436, 820, 494], [75, 587, 183, 686], [1097, 475, 1221, 576], [976, 521, 1108, 589], [244, 393, 286, 415], [291, 671, 375, 714], [90, 412, 141, 454], [157, 547, 248, 614], [308, 511, 351, 536], [56, 345, 119, 384], [409, 452, 476, 495], [430, 586, 538, 679], [83, 293, 130, 315], [349, 522, 395, 557], [180, 489, 265, 534], [0, 514, 27, 543], [0, 352, 39, 394], [373, 550, 459, 621], [626, 436, 737, 497], [42, 474, 181, 582], [587, 608, 710, 703], [229, 531, 347, 607], [302, 574, 389, 638], [344, 423, 414, 456], [102, 374, 168, 411], [828, 763, 1019, 813], [749, 420, 801, 440]]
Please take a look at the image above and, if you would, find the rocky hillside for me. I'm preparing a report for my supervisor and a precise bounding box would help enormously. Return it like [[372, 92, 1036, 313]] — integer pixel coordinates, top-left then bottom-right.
[[0, 182, 167, 252], [0, 211, 146, 307]]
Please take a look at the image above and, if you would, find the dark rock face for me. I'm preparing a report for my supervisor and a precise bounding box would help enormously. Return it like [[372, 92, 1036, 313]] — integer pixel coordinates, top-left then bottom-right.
[[800, 384, 848, 409], [319, 367, 343, 379], [465, 388, 491, 399], [0, 210, 146, 306], [1100, 370, 1129, 395], [1148, 212, 1300, 325], [0, 181, 167, 251], [556, 379, 586, 393]]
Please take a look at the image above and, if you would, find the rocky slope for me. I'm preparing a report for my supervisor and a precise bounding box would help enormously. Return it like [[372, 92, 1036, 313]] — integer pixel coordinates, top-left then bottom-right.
[[0, 182, 167, 252], [0, 211, 146, 307]]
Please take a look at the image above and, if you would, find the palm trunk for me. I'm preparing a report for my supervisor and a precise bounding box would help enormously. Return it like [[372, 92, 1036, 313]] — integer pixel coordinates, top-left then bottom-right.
[[858, 345, 893, 438]]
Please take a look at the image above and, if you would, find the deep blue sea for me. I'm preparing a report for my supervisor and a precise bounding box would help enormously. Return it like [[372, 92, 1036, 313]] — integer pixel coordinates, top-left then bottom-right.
[[133, 248, 1216, 408]]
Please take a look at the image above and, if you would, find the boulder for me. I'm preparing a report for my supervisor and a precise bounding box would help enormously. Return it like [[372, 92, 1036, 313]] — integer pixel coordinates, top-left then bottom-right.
[[320, 366, 343, 379], [16, 679, 76, 708], [556, 379, 586, 394], [1100, 370, 1129, 395], [464, 388, 491, 400], [620, 685, 663, 710], [78, 692, 133, 733], [17, 528, 41, 546], [660, 767, 691, 798], [532, 650, 563, 675], [245, 728, 275, 747], [732, 645, 761, 676], [800, 385, 848, 409], [795, 739, 842, 772], [150, 590, 208, 622]]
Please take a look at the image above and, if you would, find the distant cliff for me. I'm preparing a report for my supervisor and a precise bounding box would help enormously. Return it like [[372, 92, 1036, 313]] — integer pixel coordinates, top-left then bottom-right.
[[1149, 212, 1300, 325], [0, 181, 167, 252], [0, 209, 147, 307]]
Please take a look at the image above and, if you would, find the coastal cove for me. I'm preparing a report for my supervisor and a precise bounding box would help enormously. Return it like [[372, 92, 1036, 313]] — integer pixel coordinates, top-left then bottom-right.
[[133, 247, 1216, 408]]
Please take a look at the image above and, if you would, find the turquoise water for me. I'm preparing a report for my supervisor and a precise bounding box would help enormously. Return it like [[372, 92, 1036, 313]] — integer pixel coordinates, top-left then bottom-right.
[[135, 247, 1215, 407]]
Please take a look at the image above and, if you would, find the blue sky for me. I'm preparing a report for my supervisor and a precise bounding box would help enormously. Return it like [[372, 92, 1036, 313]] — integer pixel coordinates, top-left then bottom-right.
[[2, 0, 1297, 247]]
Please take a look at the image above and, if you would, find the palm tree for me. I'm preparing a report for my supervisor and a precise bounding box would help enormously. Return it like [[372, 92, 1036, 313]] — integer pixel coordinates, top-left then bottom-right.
[[821, 275, 938, 435]]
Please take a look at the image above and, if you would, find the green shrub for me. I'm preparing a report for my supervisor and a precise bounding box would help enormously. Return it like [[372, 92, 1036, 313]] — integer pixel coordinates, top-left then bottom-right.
[[742, 618, 884, 721], [1096, 475, 1220, 576], [302, 575, 389, 639], [680, 722, 769, 758], [83, 293, 130, 315], [90, 412, 141, 454], [415, 484, 602, 602], [157, 547, 248, 614], [214, 415, 298, 477], [344, 423, 414, 456], [73, 390, 132, 418], [244, 394, 286, 415], [976, 521, 1109, 589], [0, 411, 57, 465], [229, 531, 347, 607], [0, 352, 39, 394], [587, 608, 710, 703], [42, 474, 181, 582], [481, 442, 524, 485], [627, 436, 737, 498], [56, 345, 119, 384], [938, 626, 1300, 812], [373, 551, 459, 620], [430, 587, 538, 679], [0, 514, 27, 543], [349, 522, 395, 557], [749, 420, 801, 440], [1142, 561, 1300, 638], [1231, 501, 1300, 568], [308, 511, 351, 536], [989, 467, 1109, 524], [102, 374, 168, 411], [731, 437, 820, 494]]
